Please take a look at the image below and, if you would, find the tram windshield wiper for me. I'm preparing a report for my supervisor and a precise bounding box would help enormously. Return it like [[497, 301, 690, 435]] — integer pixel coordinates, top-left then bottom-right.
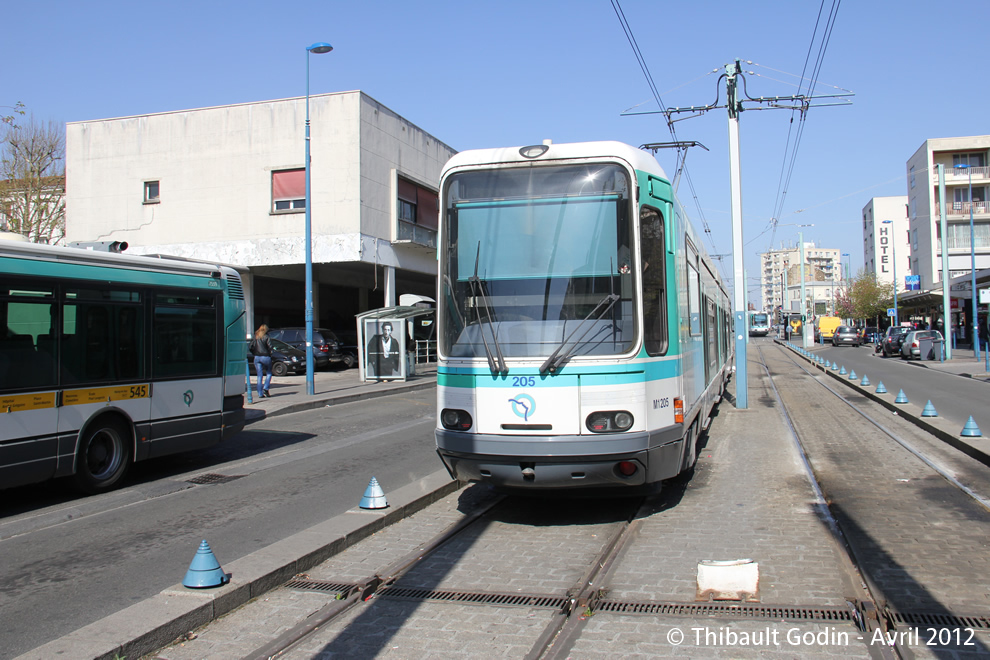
[[469, 242, 508, 375], [539, 293, 620, 375]]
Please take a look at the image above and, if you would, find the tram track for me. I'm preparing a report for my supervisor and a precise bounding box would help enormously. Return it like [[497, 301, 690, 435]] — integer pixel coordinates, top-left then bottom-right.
[[757, 341, 990, 658]]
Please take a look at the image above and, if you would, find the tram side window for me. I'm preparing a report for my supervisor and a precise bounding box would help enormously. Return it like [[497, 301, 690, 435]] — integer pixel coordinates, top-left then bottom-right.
[[640, 206, 667, 355], [153, 293, 218, 378], [687, 246, 702, 336], [61, 288, 144, 385], [0, 283, 56, 392]]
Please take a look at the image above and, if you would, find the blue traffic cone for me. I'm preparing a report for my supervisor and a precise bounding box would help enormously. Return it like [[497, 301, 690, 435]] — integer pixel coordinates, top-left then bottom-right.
[[359, 476, 389, 509], [921, 401, 938, 417], [839, 366, 847, 375], [875, 381, 887, 394], [831, 361, 838, 370], [860, 375, 870, 386], [894, 389, 909, 404], [848, 370, 857, 380], [183, 540, 230, 589], [961, 416, 983, 438]]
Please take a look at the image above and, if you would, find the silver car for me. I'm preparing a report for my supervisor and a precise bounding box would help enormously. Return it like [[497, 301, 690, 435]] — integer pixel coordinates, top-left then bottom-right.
[[900, 330, 943, 360]]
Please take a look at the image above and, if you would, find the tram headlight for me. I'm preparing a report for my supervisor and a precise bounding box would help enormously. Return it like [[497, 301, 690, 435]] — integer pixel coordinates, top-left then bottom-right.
[[586, 411, 634, 433], [441, 408, 473, 431]]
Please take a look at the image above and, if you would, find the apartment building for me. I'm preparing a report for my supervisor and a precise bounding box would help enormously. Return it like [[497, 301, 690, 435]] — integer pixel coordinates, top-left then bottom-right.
[[905, 136, 990, 291], [760, 241, 843, 317]]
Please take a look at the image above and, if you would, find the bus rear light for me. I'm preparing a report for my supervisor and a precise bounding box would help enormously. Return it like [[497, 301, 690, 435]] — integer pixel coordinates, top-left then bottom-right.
[[674, 398, 684, 423], [440, 409, 473, 431]]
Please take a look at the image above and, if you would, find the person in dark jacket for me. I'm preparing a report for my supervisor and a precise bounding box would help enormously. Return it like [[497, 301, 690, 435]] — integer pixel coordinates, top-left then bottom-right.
[[249, 324, 275, 398]]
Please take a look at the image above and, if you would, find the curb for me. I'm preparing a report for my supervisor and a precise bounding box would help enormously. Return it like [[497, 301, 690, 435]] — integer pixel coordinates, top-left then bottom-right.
[[16, 470, 463, 660], [245, 378, 437, 424], [776, 341, 990, 468]]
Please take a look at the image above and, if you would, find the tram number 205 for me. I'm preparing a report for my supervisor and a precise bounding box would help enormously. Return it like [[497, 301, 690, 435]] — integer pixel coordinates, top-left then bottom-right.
[[653, 397, 670, 410]]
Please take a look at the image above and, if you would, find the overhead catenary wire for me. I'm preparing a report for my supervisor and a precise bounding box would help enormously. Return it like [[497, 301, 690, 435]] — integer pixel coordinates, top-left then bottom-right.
[[610, 0, 726, 280]]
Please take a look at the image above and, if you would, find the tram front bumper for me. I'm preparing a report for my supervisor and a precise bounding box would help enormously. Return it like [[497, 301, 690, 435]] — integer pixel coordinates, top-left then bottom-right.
[[435, 428, 684, 489]]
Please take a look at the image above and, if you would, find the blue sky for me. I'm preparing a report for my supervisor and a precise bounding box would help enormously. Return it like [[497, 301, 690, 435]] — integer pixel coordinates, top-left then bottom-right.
[[5, 1, 989, 301]]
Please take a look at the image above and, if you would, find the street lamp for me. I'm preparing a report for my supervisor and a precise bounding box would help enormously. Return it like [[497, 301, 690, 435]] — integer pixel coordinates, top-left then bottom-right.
[[304, 41, 333, 396], [954, 162, 979, 361], [881, 220, 899, 328]]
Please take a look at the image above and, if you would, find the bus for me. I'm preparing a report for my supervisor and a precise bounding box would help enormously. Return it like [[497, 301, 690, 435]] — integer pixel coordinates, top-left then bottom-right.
[[0, 241, 248, 493], [748, 312, 770, 337]]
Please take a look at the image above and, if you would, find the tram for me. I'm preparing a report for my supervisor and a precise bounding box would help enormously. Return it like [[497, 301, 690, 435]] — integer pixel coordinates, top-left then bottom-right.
[[434, 141, 733, 492], [748, 312, 771, 337]]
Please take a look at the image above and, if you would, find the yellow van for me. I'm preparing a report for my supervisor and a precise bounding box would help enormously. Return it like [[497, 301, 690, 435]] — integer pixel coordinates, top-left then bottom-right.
[[815, 316, 842, 342]]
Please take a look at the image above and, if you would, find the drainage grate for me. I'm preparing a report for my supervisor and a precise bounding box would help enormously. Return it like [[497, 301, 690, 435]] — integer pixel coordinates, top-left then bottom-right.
[[597, 600, 855, 622], [379, 586, 568, 610], [186, 473, 245, 485], [889, 611, 990, 631], [284, 579, 357, 595]]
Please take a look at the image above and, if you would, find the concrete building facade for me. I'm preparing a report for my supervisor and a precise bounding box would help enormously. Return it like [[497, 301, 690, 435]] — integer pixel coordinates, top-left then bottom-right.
[[905, 136, 990, 291], [760, 241, 843, 318], [862, 196, 909, 291], [65, 91, 456, 334]]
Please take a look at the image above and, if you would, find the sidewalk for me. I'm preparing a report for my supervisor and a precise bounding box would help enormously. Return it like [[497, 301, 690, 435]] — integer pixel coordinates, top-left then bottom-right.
[[242, 361, 438, 422], [906, 346, 990, 381]]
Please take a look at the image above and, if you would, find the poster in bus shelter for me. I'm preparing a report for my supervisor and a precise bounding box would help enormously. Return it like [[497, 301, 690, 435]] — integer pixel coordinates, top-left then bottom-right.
[[362, 318, 407, 381]]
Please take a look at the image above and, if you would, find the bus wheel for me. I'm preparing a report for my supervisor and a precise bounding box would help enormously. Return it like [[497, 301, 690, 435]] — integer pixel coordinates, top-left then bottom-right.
[[681, 419, 700, 472], [73, 418, 132, 494]]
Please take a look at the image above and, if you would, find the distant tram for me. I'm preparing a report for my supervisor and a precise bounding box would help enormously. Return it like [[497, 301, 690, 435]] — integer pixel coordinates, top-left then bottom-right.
[[748, 312, 770, 337], [434, 141, 733, 493]]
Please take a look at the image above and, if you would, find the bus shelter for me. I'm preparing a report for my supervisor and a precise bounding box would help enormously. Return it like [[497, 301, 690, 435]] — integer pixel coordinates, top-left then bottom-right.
[[356, 306, 435, 382]]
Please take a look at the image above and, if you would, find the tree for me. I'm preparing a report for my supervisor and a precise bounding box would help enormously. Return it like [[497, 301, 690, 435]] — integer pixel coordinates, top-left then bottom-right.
[[842, 270, 894, 326], [0, 113, 66, 244]]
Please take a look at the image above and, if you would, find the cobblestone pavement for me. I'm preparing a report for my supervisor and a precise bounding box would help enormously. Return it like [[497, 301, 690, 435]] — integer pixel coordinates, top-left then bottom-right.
[[147, 347, 902, 660], [762, 343, 990, 658]]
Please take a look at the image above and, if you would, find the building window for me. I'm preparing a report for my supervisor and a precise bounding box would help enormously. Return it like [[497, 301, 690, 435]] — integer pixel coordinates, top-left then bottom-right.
[[910, 166, 915, 189], [272, 168, 305, 213], [144, 181, 160, 204], [395, 176, 438, 247]]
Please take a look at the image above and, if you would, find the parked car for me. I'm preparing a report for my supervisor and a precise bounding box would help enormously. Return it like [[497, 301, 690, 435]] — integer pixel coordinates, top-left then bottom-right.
[[248, 337, 307, 377], [267, 327, 347, 369], [877, 326, 911, 357], [832, 326, 862, 347], [900, 330, 943, 360], [863, 326, 880, 344]]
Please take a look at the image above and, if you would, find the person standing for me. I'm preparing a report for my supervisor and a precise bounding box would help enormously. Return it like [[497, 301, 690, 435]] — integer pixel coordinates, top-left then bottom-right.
[[249, 324, 274, 398]]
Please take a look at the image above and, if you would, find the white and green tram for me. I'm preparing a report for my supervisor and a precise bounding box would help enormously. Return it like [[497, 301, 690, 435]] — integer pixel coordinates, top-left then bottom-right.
[[435, 141, 733, 492], [0, 241, 248, 493]]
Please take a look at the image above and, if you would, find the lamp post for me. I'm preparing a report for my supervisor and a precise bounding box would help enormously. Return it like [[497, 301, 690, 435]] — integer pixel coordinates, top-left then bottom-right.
[[954, 162, 979, 361], [881, 219, 899, 328], [304, 41, 333, 396]]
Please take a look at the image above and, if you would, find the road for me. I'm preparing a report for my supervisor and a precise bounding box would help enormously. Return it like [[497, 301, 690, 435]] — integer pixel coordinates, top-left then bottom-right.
[[757, 338, 990, 435], [0, 389, 439, 660]]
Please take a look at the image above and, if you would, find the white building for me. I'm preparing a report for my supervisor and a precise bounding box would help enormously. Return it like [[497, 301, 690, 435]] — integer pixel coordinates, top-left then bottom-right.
[[65, 91, 456, 332], [905, 136, 990, 291], [862, 196, 909, 290], [760, 241, 843, 317]]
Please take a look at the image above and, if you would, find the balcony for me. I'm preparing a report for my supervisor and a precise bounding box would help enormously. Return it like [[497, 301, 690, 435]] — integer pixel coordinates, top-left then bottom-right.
[[935, 201, 989, 218], [933, 165, 990, 183]]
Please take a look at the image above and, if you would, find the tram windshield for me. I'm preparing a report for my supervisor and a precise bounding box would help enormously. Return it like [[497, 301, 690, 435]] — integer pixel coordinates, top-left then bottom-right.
[[440, 163, 636, 361]]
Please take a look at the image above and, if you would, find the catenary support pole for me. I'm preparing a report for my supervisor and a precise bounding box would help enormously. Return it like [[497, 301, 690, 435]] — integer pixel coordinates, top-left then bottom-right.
[[726, 60, 747, 409]]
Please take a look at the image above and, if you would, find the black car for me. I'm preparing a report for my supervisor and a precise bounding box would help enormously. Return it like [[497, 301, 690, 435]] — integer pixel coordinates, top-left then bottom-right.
[[267, 327, 347, 369], [877, 326, 911, 357], [832, 326, 862, 347], [248, 337, 307, 376], [863, 326, 880, 344]]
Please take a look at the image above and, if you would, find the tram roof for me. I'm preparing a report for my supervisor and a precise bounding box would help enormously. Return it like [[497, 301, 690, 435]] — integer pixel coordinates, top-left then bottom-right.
[[442, 141, 668, 182]]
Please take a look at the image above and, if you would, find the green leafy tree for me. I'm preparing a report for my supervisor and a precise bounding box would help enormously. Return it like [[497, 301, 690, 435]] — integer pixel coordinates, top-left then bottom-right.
[[843, 270, 894, 326]]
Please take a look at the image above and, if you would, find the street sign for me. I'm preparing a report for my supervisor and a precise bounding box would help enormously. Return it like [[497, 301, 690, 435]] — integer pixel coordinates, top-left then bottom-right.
[[980, 288, 990, 304], [887, 308, 896, 317]]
